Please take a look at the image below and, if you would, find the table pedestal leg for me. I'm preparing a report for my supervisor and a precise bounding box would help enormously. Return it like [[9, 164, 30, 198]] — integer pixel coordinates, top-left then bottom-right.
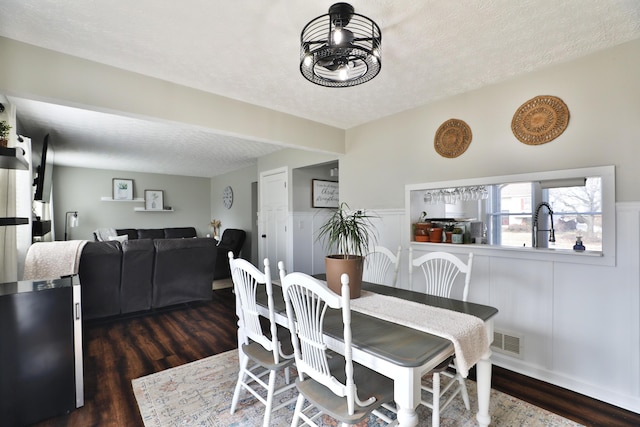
[[475, 350, 492, 427]]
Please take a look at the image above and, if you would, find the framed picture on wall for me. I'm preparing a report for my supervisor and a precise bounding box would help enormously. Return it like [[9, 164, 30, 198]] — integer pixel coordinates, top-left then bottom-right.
[[144, 190, 164, 210], [112, 178, 133, 200], [312, 179, 339, 208]]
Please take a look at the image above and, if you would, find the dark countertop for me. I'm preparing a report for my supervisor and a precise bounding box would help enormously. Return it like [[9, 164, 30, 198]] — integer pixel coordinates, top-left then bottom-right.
[[0, 276, 75, 297]]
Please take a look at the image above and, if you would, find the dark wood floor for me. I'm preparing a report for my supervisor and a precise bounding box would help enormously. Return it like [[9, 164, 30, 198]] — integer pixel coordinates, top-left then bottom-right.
[[33, 287, 640, 427]]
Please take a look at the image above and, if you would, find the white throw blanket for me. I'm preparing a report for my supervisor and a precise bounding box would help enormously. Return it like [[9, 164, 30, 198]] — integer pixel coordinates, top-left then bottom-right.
[[350, 290, 489, 377], [23, 240, 89, 280]]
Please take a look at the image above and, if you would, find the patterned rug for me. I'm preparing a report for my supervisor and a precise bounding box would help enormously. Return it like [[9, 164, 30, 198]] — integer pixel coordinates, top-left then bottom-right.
[[132, 350, 584, 427]]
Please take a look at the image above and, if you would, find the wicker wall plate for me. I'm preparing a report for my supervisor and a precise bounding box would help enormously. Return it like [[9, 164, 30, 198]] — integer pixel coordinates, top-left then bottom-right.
[[434, 118, 472, 158], [511, 95, 569, 145]]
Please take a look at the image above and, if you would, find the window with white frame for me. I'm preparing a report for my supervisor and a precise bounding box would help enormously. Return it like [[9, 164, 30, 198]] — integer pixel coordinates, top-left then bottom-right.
[[407, 165, 614, 264], [486, 178, 602, 251]]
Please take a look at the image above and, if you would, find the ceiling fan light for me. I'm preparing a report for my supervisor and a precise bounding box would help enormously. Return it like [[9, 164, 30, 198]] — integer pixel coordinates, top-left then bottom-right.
[[338, 65, 349, 81], [332, 29, 343, 45], [303, 54, 313, 67], [300, 2, 382, 87]]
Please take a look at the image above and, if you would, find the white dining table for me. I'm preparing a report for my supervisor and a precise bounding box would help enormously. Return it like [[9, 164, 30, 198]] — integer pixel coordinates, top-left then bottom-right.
[[256, 279, 498, 427]]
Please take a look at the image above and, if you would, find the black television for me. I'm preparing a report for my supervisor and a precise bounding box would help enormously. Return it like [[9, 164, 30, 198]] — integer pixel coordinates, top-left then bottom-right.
[[33, 134, 53, 202]]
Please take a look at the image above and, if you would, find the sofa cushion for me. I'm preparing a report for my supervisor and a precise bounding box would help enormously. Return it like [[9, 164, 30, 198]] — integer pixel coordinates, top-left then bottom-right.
[[152, 238, 217, 308], [79, 241, 122, 320], [116, 228, 138, 240], [120, 239, 154, 314], [164, 227, 197, 239], [137, 228, 165, 239]]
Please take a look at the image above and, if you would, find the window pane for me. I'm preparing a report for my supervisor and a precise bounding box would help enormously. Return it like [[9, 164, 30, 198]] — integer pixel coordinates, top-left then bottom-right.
[[547, 177, 602, 251], [489, 183, 532, 247]]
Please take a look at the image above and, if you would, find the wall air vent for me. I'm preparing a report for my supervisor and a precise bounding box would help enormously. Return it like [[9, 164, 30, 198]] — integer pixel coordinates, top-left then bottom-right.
[[491, 329, 523, 358]]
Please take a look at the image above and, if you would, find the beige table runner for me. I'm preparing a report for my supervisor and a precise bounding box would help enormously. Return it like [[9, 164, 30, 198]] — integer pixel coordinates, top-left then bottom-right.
[[350, 290, 489, 377]]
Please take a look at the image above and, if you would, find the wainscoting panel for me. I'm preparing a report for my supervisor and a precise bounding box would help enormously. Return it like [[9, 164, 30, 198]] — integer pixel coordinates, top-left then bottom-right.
[[489, 257, 554, 369]]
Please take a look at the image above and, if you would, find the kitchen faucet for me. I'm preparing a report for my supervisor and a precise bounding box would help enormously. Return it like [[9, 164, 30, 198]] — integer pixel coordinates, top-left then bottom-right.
[[533, 202, 556, 248]]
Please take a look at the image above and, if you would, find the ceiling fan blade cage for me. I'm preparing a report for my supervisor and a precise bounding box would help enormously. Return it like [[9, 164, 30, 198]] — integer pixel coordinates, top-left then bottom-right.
[[300, 3, 382, 87]]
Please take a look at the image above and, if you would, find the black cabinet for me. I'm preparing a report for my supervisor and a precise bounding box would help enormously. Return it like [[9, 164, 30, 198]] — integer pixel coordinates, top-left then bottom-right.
[[0, 276, 84, 426], [32, 219, 52, 236]]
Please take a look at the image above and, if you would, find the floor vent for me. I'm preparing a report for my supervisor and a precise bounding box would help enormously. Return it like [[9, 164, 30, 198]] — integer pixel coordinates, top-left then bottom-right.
[[491, 330, 523, 358]]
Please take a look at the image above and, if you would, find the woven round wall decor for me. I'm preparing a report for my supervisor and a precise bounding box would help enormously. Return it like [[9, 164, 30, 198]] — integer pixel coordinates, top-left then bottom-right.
[[434, 118, 472, 158], [511, 95, 569, 145]]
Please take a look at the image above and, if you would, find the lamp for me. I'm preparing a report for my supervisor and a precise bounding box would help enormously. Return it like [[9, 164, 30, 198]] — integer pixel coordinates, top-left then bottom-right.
[[300, 2, 382, 87], [64, 211, 79, 241]]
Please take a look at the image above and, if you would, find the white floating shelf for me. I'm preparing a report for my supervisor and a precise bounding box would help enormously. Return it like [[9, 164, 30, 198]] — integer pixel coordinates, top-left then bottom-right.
[[101, 197, 144, 202], [134, 207, 174, 212]]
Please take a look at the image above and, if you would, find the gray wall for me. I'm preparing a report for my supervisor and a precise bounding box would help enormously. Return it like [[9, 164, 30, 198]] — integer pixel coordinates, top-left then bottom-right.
[[53, 166, 211, 240], [341, 38, 640, 208]]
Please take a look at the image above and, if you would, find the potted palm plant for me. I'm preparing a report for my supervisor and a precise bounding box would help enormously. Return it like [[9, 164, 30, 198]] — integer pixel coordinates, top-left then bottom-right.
[[317, 202, 377, 298]]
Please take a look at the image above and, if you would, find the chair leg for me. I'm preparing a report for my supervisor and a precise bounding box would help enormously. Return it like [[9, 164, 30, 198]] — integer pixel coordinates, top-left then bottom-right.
[[291, 393, 305, 427], [263, 370, 277, 427], [432, 372, 440, 427], [230, 354, 249, 414]]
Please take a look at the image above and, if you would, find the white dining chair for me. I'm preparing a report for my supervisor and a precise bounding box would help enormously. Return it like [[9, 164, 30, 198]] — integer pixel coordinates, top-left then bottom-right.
[[363, 245, 401, 287], [278, 263, 398, 427], [409, 249, 474, 427], [228, 253, 296, 427]]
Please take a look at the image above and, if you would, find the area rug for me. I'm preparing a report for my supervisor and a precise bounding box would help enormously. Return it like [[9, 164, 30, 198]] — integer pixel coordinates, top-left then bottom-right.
[[132, 350, 584, 427]]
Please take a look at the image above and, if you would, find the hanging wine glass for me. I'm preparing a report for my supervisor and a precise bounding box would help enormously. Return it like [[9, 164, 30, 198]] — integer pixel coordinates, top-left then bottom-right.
[[481, 186, 489, 199]]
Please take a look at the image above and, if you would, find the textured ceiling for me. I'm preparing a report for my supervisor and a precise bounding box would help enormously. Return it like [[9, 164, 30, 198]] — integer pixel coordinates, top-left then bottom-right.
[[1, 0, 640, 177]]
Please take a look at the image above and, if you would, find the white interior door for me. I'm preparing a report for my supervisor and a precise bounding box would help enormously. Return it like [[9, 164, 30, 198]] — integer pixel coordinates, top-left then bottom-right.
[[259, 168, 288, 276]]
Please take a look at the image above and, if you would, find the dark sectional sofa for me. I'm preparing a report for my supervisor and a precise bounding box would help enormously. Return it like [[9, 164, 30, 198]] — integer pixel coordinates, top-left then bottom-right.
[[113, 226, 199, 240], [112, 226, 246, 280], [79, 227, 217, 320]]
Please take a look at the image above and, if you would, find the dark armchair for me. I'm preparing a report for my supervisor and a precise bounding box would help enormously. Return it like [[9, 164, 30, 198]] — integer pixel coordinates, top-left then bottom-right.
[[213, 229, 246, 279]]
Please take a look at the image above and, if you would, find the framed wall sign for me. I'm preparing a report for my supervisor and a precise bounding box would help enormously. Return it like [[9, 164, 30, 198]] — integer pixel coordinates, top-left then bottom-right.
[[312, 179, 339, 208], [112, 178, 133, 200], [145, 190, 164, 210]]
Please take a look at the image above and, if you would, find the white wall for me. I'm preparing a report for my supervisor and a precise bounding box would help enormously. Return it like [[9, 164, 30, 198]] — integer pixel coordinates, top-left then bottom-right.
[[53, 166, 211, 240]]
